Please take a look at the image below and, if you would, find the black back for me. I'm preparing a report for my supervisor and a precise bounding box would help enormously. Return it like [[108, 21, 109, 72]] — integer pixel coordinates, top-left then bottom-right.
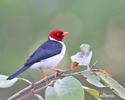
[[24, 39, 62, 66]]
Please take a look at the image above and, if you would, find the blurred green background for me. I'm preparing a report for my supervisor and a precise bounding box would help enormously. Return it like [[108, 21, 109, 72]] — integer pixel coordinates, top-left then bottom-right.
[[0, 0, 125, 100]]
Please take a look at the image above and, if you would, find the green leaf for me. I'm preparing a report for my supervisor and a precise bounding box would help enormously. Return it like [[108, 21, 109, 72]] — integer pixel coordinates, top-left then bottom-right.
[[0, 74, 31, 88], [82, 70, 105, 87], [54, 76, 85, 100], [96, 72, 125, 99], [82, 86, 100, 100], [35, 94, 44, 100], [45, 86, 57, 100], [71, 44, 92, 66], [18, 78, 32, 84], [0, 74, 18, 88]]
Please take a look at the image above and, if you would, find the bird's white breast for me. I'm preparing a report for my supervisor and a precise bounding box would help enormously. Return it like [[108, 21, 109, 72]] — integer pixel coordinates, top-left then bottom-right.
[[30, 41, 66, 69]]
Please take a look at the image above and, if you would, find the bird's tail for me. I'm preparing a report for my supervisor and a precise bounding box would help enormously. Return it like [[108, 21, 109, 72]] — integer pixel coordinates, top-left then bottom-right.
[[7, 65, 30, 80]]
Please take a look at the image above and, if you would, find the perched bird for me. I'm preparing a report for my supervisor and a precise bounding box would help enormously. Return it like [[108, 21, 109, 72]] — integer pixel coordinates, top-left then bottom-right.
[[7, 30, 69, 80]]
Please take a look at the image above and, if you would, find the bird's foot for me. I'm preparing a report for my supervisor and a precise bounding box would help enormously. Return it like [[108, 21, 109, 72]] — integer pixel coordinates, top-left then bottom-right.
[[48, 67, 65, 78], [48, 67, 64, 72]]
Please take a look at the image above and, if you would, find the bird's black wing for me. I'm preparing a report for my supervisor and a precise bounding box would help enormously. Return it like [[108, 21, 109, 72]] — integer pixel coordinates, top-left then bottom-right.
[[24, 40, 62, 66]]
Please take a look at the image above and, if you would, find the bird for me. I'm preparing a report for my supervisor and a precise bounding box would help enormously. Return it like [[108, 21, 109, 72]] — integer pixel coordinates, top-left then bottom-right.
[[7, 29, 69, 80]]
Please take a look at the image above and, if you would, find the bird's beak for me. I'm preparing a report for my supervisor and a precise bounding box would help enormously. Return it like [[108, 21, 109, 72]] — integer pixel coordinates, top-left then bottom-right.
[[63, 32, 69, 36]]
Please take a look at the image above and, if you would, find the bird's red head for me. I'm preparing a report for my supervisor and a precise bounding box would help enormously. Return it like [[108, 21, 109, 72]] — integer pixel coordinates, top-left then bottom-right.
[[49, 30, 69, 41]]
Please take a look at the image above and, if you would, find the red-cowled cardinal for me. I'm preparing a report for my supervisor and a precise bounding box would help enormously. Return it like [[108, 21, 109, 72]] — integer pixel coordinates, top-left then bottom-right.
[[7, 30, 69, 80]]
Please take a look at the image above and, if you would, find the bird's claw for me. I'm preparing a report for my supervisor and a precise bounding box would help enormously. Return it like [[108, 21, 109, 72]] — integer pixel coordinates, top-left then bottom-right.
[[54, 69, 65, 78]]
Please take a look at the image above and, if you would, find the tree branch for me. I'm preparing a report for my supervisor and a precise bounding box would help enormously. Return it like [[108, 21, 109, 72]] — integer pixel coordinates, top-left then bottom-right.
[[7, 70, 69, 100], [8, 69, 87, 100]]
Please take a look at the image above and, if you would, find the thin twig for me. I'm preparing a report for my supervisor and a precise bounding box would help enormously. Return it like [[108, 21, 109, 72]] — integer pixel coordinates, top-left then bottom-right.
[[18, 81, 54, 100], [60, 71, 82, 77], [91, 60, 98, 69]]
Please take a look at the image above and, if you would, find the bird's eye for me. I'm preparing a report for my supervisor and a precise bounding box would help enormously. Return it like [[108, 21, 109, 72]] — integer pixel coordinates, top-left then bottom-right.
[[56, 32, 62, 36]]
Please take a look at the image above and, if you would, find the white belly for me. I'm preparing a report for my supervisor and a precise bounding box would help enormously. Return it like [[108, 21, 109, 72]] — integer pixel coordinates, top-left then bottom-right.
[[30, 41, 66, 69]]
